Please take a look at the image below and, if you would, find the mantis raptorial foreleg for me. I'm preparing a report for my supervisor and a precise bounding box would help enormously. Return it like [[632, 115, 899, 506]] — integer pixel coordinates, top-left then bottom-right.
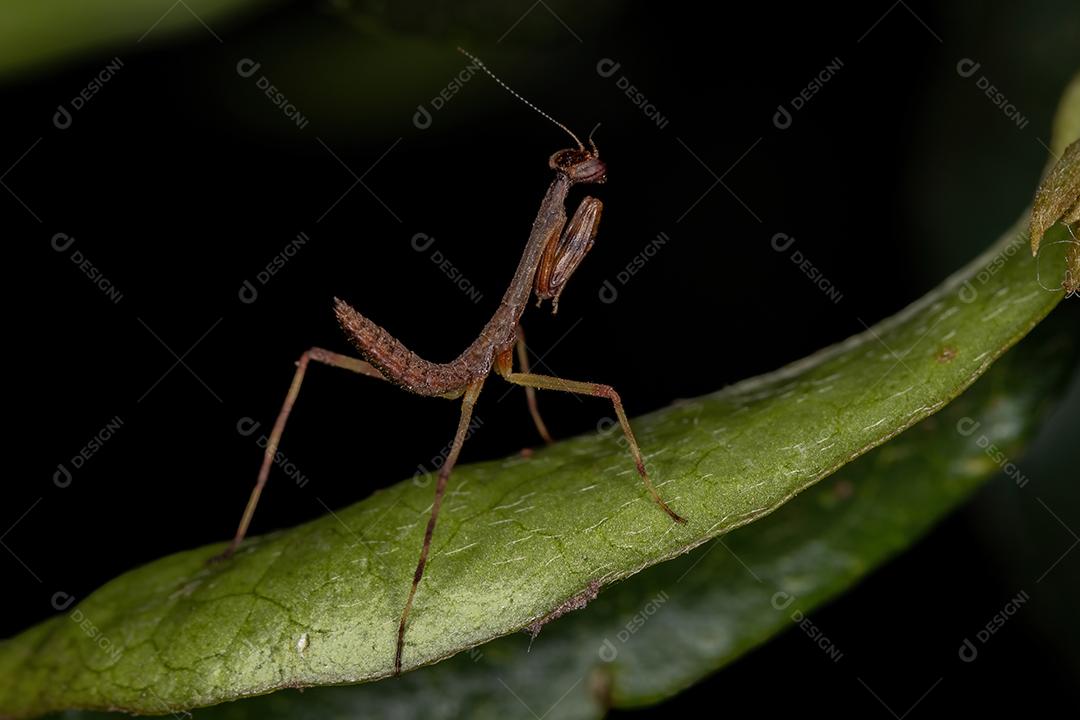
[[535, 196, 603, 312]]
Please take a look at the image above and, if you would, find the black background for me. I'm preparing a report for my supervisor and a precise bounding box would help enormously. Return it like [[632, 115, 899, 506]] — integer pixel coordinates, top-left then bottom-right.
[[4, 0, 1079, 716]]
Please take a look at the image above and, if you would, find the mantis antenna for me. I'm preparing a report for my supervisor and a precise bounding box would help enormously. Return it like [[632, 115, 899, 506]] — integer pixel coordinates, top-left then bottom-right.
[[587, 122, 601, 154], [457, 46, 586, 151]]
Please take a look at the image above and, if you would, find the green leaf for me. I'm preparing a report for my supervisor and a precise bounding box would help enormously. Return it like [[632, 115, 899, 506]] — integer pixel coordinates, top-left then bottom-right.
[[50, 286, 1080, 720], [4, 214, 1073, 720], [5, 68, 1079, 720]]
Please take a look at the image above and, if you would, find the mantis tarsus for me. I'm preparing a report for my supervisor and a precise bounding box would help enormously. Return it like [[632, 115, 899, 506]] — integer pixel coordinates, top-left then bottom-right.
[[218, 48, 685, 675]]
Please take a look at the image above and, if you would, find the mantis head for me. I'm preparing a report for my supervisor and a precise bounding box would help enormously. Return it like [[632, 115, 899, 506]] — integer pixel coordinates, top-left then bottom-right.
[[550, 145, 606, 184]]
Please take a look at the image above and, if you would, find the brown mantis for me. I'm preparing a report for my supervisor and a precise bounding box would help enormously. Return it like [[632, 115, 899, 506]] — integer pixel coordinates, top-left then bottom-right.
[[218, 48, 685, 675]]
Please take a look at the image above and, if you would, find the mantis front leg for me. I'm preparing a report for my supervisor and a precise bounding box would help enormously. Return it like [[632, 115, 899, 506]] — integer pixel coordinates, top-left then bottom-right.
[[535, 196, 603, 312]]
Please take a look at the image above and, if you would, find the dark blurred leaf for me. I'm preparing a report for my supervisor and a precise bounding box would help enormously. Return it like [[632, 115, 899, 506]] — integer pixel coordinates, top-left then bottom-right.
[[0, 0, 282, 80]]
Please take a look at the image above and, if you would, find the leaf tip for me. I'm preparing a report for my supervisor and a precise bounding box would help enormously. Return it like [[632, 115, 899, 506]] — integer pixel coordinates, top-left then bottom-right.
[[1030, 138, 1080, 263]]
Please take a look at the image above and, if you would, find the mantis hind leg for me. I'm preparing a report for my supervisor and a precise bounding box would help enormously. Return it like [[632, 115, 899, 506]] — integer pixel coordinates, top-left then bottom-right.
[[214, 348, 387, 562], [502, 371, 685, 524], [396, 378, 485, 674]]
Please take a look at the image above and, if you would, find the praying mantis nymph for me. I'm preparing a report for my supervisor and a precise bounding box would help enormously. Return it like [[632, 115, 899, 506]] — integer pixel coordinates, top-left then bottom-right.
[[217, 47, 685, 675]]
